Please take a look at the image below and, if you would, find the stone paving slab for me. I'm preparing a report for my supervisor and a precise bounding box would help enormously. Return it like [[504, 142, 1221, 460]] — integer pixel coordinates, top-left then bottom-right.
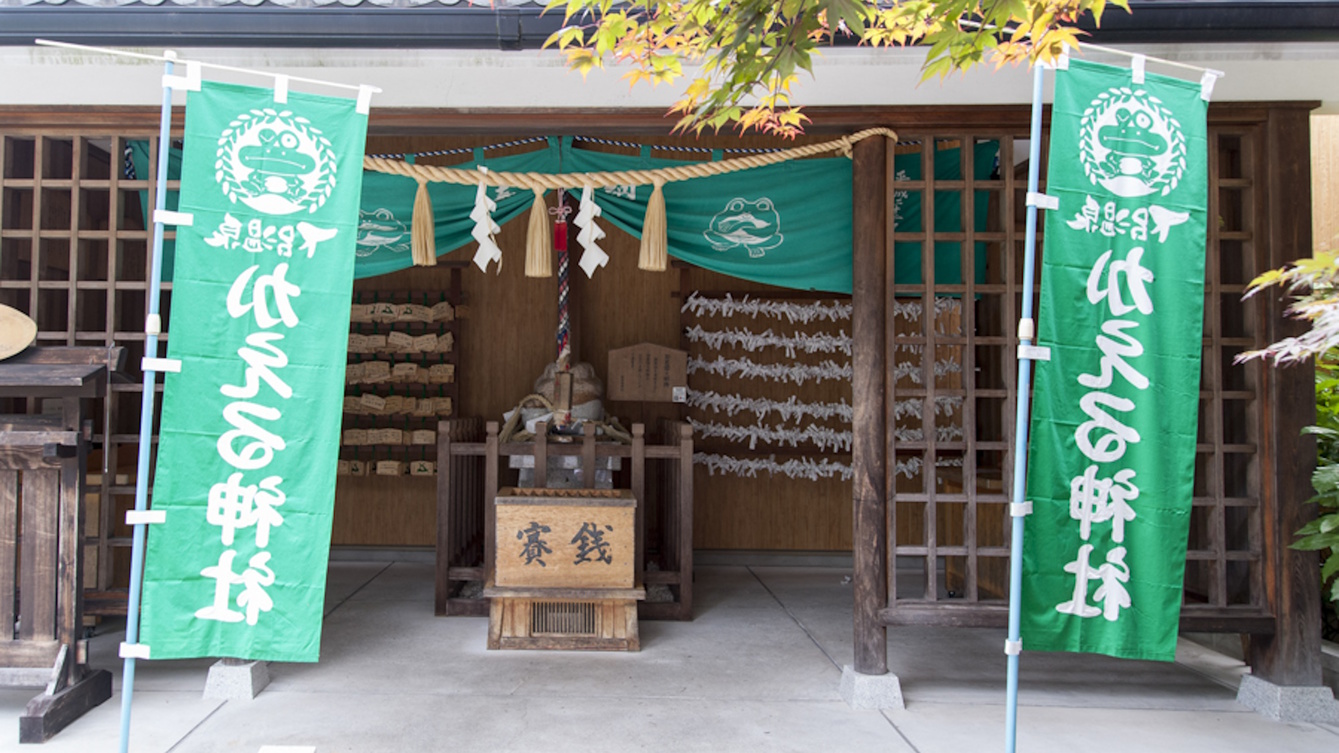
[[0, 562, 1332, 752]]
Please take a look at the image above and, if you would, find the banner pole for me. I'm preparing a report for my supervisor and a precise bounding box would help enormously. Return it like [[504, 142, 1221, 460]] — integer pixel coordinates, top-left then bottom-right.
[[1005, 61, 1047, 753], [118, 50, 177, 753]]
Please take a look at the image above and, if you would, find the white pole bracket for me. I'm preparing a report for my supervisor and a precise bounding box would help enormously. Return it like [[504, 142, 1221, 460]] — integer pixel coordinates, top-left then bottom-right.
[[1201, 70, 1222, 102], [126, 509, 167, 526], [356, 85, 377, 115], [162, 60, 202, 92], [1017, 344, 1051, 362], [145, 313, 162, 336], [119, 642, 151, 660], [142, 357, 182, 373], [153, 209, 194, 227], [1025, 192, 1058, 211], [1005, 639, 1022, 656], [1010, 501, 1033, 518]]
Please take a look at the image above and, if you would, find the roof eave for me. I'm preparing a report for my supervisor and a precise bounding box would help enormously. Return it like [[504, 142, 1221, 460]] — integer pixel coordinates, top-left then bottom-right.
[[5, 1, 1339, 49]]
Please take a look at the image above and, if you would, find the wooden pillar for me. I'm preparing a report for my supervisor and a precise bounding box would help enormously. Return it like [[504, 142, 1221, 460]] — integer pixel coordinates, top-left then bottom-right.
[[851, 135, 890, 676], [1249, 105, 1323, 687], [436, 420, 452, 615]]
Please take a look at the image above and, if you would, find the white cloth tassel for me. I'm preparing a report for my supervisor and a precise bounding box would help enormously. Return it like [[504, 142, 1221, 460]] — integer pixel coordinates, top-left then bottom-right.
[[470, 170, 503, 273]]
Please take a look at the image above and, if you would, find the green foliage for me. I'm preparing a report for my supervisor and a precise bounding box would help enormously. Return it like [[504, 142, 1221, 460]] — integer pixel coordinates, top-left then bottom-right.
[[1237, 250, 1339, 365], [1241, 253, 1339, 618], [1297, 356, 1339, 616], [543, 0, 1126, 136]]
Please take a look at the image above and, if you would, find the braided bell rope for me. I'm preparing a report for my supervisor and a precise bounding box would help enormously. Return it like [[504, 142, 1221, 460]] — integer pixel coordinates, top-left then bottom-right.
[[362, 127, 898, 189]]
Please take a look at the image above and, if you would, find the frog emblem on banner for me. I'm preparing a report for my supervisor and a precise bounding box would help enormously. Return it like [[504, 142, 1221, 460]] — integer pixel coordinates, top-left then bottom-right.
[[704, 197, 784, 258], [355, 207, 411, 257], [215, 108, 338, 216], [1078, 87, 1186, 199]]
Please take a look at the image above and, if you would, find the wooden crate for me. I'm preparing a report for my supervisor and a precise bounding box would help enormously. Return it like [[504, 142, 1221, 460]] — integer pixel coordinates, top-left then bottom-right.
[[483, 584, 645, 651], [495, 488, 635, 589]]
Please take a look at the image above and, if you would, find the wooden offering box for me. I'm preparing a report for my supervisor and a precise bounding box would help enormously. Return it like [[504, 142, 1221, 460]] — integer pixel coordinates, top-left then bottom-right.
[[489, 487, 643, 650], [494, 488, 635, 589]]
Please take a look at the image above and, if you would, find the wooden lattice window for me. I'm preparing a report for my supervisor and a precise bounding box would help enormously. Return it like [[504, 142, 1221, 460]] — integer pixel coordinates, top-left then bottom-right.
[[884, 125, 1267, 624], [0, 132, 170, 607], [887, 134, 1019, 607]]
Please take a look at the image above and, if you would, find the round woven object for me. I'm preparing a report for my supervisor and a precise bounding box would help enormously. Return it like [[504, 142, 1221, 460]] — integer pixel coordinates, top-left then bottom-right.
[[534, 361, 604, 406], [0, 305, 36, 361]]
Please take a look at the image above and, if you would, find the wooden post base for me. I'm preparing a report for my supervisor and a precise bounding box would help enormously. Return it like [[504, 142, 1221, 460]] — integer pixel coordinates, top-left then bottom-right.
[[19, 669, 112, 744]]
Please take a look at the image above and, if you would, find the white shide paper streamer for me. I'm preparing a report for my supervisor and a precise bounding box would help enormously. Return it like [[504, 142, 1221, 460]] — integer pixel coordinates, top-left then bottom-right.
[[681, 292, 851, 324], [470, 170, 503, 273], [688, 390, 962, 427], [681, 291, 962, 327], [892, 396, 964, 421], [688, 418, 853, 452], [694, 452, 854, 482], [688, 355, 852, 386], [891, 358, 962, 385], [684, 292, 968, 481], [684, 325, 853, 358], [692, 453, 956, 482], [687, 390, 854, 424], [892, 296, 963, 329], [574, 185, 609, 278]]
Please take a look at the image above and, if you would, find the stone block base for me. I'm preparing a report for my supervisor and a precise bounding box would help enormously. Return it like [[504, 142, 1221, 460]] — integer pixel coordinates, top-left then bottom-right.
[[839, 665, 904, 709], [203, 659, 270, 701], [1237, 674, 1339, 723]]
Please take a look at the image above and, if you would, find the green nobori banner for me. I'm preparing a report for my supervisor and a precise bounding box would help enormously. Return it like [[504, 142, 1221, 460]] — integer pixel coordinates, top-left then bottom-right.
[[1023, 59, 1208, 661], [140, 81, 368, 661]]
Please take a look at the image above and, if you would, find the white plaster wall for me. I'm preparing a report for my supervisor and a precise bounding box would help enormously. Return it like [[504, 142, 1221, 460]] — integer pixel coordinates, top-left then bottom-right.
[[3, 42, 1339, 111]]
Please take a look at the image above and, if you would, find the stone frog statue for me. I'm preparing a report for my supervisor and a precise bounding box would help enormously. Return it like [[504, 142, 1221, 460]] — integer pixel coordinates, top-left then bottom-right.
[[240, 128, 317, 202], [704, 197, 784, 258]]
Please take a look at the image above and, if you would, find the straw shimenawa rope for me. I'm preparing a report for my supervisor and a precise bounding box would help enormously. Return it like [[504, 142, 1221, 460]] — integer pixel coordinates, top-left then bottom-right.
[[363, 127, 898, 273]]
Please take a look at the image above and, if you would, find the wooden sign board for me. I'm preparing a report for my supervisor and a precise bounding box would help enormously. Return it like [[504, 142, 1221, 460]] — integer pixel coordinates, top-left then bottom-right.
[[494, 488, 636, 589], [607, 343, 687, 403]]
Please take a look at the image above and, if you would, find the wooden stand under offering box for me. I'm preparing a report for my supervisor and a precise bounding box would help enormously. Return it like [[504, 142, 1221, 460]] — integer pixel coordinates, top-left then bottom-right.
[[485, 487, 645, 651]]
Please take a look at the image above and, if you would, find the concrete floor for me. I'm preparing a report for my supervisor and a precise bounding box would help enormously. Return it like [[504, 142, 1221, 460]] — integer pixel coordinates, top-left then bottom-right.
[[2, 561, 1337, 752]]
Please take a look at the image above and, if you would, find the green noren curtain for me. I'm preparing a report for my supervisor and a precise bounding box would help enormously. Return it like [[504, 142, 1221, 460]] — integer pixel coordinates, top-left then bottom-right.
[[560, 140, 855, 294], [132, 137, 998, 293]]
